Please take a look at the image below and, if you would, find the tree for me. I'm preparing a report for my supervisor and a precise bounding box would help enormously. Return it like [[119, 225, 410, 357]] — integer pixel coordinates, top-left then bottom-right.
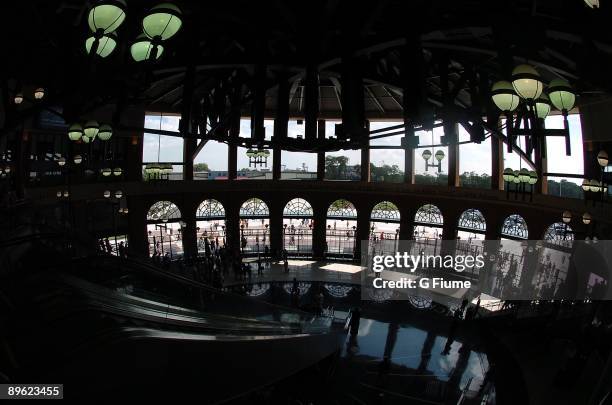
[[325, 155, 350, 179], [194, 163, 210, 172]]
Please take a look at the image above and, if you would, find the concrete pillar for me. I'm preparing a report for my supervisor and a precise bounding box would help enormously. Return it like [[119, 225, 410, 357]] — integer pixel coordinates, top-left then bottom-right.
[[273, 73, 289, 181], [355, 208, 371, 260], [312, 203, 327, 259], [317, 120, 326, 181], [361, 120, 371, 182], [269, 200, 283, 256]]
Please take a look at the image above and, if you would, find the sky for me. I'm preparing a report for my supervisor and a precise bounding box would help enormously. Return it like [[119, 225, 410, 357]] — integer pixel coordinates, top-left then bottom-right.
[[142, 114, 584, 180]]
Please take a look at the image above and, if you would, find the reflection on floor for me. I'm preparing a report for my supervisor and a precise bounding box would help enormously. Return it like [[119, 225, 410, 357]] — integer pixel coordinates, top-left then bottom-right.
[[224, 259, 365, 287], [340, 314, 490, 403]]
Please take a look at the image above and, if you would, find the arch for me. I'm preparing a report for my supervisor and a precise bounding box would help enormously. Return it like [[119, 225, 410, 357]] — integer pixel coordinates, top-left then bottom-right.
[[196, 199, 225, 219], [283, 198, 313, 217], [414, 204, 444, 226], [501, 214, 529, 239], [147, 200, 181, 222], [239, 198, 269, 218], [457, 209, 486, 232], [327, 199, 357, 219], [371, 201, 400, 222], [544, 222, 574, 244]]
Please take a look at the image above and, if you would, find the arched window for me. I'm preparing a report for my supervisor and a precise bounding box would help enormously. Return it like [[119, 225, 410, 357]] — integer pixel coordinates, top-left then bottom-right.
[[147, 200, 181, 222], [544, 222, 574, 245], [283, 198, 313, 217], [239, 198, 270, 255], [457, 209, 486, 232], [196, 199, 225, 219], [240, 198, 269, 217], [370, 201, 401, 255], [414, 204, 443, 226], [327, 199, 357, 219], [371, 201, 400, 222], [196, 199, 226, 252], [501, 214, 529, 240], [326, 199, 357, 259], [283, 198, 314, 257], [146, 201, 183, 259]]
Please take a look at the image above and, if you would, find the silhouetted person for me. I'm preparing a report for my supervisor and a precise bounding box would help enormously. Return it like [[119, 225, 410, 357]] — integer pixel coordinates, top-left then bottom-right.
[[118, 241, 125, 258]]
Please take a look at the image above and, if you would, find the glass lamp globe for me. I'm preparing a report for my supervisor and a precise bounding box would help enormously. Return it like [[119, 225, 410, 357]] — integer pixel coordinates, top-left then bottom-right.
[[582, 179, 591, 192], [103, 190, 111, 198], [58, 157, 66, 167], [142, 3, 183, 41], [88, 0, 127, 34], [535, 93, 551, 119], [63, 191, 70, 198], [115, 190, 123, 199], [584, 0, 600, 8], [548, 79, 576, 112], [97, 124, 113, 141], [34, 88, 45, 100], [14, 93, 23, 104], [503, 167, 514, 182], [85, 33, 117, 58], [512, 170, 521, 184], [434, 150, 445, 162], [597, 150, 609, 167], [4, 166, 10, 174], [512, 64, 543, 100], [562, 210, 572, 224], [83, 120, 100, 140], [421, 149, 432, 160], [81, 135, 92, 144], [101, 167, 112, 177], [518, 168, 531, 183], [246, 149, 255, 158], [56, 191, 62, 198], [130, 34, 164, 62], [113, 167, 122, 176], [590, 179, 601, 193], [123, 208, 129, 214], [68, 123, 84, 141], [528, 170, 538, 185], [582, 212, 592, 225], [491, 81, 520, 112], [74, 155, 83, 164]]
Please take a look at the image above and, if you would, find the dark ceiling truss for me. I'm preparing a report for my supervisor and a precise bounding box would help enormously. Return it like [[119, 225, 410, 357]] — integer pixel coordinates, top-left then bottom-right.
[[5, 0, 612, 172]]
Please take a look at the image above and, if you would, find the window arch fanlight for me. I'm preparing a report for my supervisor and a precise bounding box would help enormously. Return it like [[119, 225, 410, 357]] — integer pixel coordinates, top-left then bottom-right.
[[239, 198, 269, 218], [501, 214, 529, 239], [457, 209, 487, 232], [544, 222, 574, 244], [371, 201, 401, 223], [147, 200, 181, 222], [414, 204, 444, 226], [283, 198, 313, 217], [196, 199, 225, 219], [327, 199, 357, 219]]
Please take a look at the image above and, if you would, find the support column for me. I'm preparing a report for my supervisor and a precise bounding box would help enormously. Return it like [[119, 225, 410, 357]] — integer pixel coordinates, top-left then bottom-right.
[[355, 208, 370, 260], [534, 121, 548, 194], [399, 207, 416, 241], [121, 105, 145, 182], [269, 201, 283, 256], [491, 136, 503, 190], [317, 120, 325, 180], [181, 220, 198, 259], [361, 120, 370, 182], [273, 72, 289, 181], [180, 63, 196, 181], [225, 204, 240, 252], [400, 33, 425, 185], [228, 82, 241, 181], [312, 204, 327, 259], [447, 138, 460, 187]]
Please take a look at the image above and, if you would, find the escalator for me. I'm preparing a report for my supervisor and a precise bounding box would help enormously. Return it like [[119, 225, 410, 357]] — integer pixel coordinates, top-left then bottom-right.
[[0, 254, 348, 402]]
